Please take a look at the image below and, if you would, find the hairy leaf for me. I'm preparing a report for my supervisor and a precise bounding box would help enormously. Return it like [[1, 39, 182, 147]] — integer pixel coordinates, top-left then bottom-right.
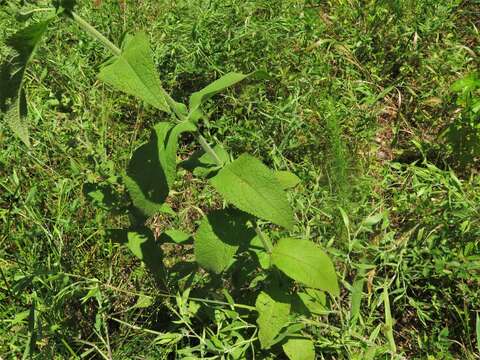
[[98, 32, 170, 113], [1, 20, 51, 146], [256, 289, 291, 349], [124, 123, 171, 216], [162, 121, 197, 187], [271, 238, 339, 296], [210, 154, 294, 229], [188, 72, 250, 122], [282, 338, 315, 360], [275, 170, 301, 190], [194, 210, 255, 274]]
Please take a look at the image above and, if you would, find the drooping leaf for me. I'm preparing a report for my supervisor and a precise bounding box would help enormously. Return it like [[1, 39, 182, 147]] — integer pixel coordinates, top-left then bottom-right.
[[210, 154, 294, 229], [161, 121, 197, 187], [98, 32, 170, 113], [255, 289, 291, 349], [124, 121, 195, 216], [0, 20, 52, 146], [181, 144, 230, 178], [271, 238, 339, 296], [194, 209, 255, 274], [188, 72, 251, 122], [110, 228, 165, 283], [282, 338, 315, 360], [274, 170, 301, 190], [124, 124, 171, 216]]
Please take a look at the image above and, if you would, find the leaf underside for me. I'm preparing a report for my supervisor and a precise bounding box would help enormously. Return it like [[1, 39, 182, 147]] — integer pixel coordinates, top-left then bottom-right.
[[210, 154, 294, 229], [1, 20, 51, 146]]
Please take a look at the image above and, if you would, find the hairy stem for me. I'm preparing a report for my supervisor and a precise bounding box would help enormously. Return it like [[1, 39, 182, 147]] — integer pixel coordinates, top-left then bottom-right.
[[254, 223, 273, 254], [67, 12, 273, 256], [197, 134, 223, 166], [69, 11, 121, 56]]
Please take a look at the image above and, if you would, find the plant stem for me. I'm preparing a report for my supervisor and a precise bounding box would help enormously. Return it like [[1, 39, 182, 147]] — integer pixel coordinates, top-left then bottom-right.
[[197, 134, 223, 166], [254, 223, 273, 254], [68, 11, 224, 171], [69, 11, 121, 56]]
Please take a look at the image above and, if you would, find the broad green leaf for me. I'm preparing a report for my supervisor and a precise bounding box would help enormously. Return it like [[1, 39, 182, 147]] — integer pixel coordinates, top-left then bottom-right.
[[134, 294, 153, 308], [255, 290, 291, 349], [271, 238, 339, 296], [1, 20, 52, 146], [282, 338, 315, 360], [451, 72, 480, 93], [210, 154, 294, 229], [5, 90, 29, 146], [112, 228, 165, 283], [98, 32, 170, 113], [160, 229, 191, 244], [124, 123, 171, 217], [294, 289, 327, 315], [188, 72, 250, 122], [194, 210, 255, 274], [275, 170, 301, 190]]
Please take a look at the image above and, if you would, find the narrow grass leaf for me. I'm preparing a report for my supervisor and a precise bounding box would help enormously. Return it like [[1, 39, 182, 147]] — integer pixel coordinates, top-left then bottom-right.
[[383, 286, 397, 354], [98, 32, 170, 112], [476, 313, 480, 354], [210, 154, 294, 229], [271, 238, 339, 296]]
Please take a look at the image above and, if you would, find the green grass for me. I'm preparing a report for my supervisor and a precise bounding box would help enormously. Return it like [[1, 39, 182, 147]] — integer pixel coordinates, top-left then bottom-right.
[[1, 0, 479, 358]]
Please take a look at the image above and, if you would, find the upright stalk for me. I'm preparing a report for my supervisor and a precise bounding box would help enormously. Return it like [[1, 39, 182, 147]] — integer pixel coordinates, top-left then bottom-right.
[[69, 11, 121, 56], [68, 11, 273, 255]]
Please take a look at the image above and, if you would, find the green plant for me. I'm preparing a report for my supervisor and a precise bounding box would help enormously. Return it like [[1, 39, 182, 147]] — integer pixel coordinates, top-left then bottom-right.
[[442, 71, 480, 167], [1, 2, 339, 358]]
